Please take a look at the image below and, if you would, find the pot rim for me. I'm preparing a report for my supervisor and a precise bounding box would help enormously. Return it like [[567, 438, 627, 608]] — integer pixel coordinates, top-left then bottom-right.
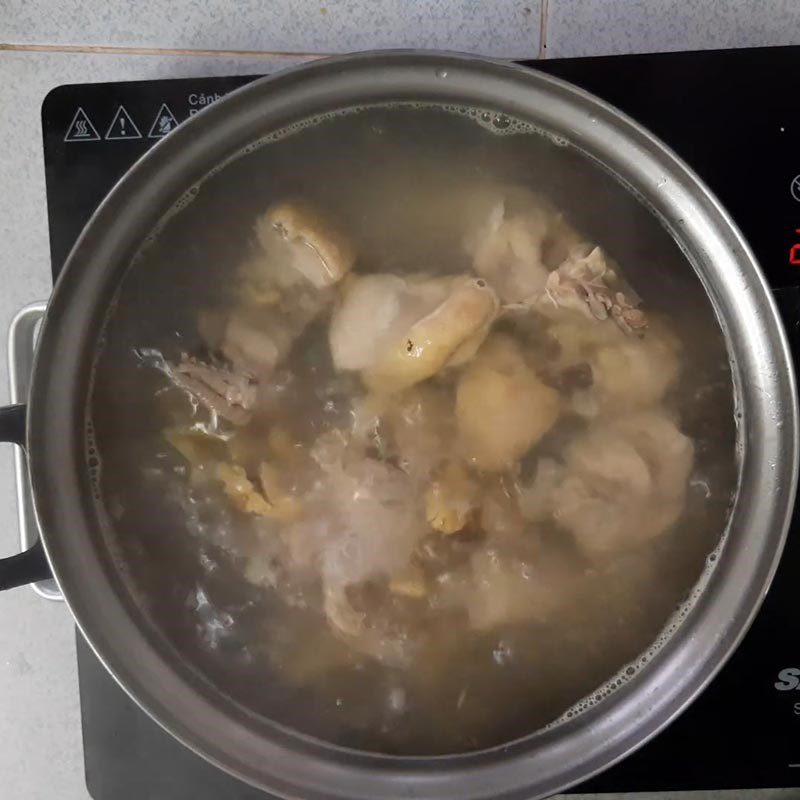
[[26, 50, 799, 800]]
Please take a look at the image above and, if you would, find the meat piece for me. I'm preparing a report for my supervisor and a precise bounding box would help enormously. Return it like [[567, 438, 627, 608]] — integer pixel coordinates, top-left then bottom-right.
[[173, 356, 257, 421], [456, 335, 560, 471], [537, 245, 647, 336], [329, 274, 443, 372], [544, 313, 680, 415], [467, 200, 549, 302], [569, 431, 653, 496], [291, 431, 428, 595], [137, 349, 256, 426], [209, 201, 356, 377], [330, 273, 498, 394], [323, 587, 417, 668], [546, 312, 628, 366], [616, 411, 696, 503], [216, 463, 274, 516], [552, 410, 694, 556], [220, 305, 309, 378], [463, 187, 582, 303], [425, 461, 479, 534], [258, 201, 356, 289], [321, 459, 424, 589], [591, 320, 680, 411], [215, 461, 304, 522], [364, 277, 499, 394]]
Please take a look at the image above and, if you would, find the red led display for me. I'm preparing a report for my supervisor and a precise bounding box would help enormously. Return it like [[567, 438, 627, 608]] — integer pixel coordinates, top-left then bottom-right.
[[791, 230, 800, 265]]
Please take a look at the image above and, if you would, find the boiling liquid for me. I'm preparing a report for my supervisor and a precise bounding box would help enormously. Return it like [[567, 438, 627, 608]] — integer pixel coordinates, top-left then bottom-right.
[[89, 105, 738, 754]]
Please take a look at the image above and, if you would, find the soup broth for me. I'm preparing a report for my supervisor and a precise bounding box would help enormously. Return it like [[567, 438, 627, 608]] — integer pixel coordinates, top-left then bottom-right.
[[89, 104, 738, 754]]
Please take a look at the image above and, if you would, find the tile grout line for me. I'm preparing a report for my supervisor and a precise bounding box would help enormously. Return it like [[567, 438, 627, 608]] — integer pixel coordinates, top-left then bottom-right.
[[0, 43, 327, 60], [538, 0, 549, 59]]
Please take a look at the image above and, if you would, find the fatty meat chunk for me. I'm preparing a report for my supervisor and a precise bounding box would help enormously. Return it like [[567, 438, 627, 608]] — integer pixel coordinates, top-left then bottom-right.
[[258, 201, 356, 288], [552, 410, 694, 556], [456, 335, 560, 471], [329, 273, 498, 394], [463, 187, 582, 303]]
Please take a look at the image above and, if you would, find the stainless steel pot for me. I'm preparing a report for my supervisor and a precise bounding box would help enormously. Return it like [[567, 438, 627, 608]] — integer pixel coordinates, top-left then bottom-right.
[[1, 51, 797, 800]]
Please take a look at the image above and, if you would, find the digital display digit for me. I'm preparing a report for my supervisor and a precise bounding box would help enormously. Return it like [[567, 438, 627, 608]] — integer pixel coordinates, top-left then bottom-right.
[[791, 230, 800, 265]]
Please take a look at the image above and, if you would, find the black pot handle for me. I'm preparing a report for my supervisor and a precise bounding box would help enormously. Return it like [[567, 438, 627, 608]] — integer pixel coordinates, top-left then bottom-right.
[[0, 404, 52, 590]]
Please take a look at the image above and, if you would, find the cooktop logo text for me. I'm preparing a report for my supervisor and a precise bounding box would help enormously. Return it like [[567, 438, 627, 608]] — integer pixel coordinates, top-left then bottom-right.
[[775, 669, 800, 715], [775, 668, 800, 691]]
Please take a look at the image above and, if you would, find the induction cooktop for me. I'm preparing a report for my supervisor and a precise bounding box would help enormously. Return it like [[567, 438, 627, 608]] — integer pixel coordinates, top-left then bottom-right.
[[35, 46, 800, 798]]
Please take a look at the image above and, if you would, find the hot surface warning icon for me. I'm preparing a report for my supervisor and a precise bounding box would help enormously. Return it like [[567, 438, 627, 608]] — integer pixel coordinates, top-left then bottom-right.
[[64, 107, 100, 142], [105, 106, 142, 140], [148, 103, 179, 138]]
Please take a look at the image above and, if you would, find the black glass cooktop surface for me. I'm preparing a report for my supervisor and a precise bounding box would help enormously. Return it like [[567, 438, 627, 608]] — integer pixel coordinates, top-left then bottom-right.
[[41, 47, 800, 798]]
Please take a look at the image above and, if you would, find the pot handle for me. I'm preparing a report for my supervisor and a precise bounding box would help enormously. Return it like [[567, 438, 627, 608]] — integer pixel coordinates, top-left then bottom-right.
[[0, 404, 52, 590]]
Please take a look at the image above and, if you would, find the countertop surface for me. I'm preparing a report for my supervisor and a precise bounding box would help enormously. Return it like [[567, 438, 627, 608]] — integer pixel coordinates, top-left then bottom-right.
[[2, 2, 800, 798]]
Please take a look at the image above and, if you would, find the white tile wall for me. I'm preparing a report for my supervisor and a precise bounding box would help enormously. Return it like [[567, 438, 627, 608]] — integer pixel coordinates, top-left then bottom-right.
[[0, 0, 541, 58], [544, 0, 800, 58], [7, 0, 800, 61]]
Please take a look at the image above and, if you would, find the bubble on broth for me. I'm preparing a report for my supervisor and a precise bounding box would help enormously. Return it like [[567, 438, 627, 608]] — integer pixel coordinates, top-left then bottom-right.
[[87, 101, 739, 754], [546, 134, 570, 148]]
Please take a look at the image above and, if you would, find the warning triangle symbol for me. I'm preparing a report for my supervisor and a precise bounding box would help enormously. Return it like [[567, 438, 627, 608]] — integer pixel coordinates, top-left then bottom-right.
[[64, 107, 100, 142], [105, 106, 142, 140], [148, 103, 180, 139]]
